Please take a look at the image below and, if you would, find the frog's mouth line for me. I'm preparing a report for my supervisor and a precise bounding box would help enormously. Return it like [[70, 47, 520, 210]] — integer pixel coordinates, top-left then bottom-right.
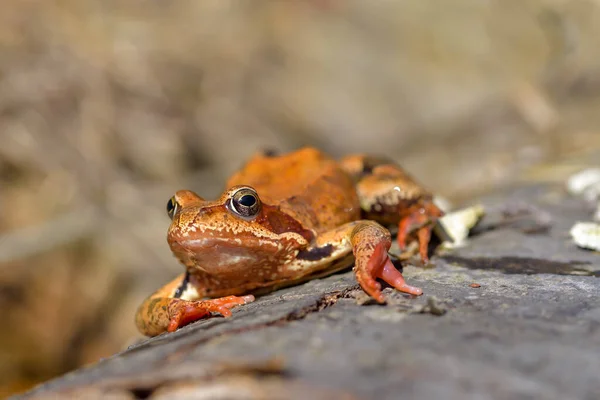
[[180, 235, 283, 248]]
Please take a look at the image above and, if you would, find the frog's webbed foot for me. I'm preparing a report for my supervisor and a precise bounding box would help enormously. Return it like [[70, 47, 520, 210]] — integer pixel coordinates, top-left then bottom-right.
[[167, 295, 255, 333], [397, 201, 444, 263], [351, 221, 422, 302], [135, 273, 255, 336]]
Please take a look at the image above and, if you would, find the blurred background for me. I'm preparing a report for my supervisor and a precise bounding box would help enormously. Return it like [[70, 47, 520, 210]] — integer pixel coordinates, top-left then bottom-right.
[[1, 0, 600, 396]]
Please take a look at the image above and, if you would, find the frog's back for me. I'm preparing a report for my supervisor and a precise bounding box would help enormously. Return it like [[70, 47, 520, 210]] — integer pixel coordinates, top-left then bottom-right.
[[226, 148, 361, 231]]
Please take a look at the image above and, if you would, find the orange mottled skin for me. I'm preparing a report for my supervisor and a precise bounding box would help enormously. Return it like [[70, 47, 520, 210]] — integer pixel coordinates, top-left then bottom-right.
[[135, 148, 443, 337]]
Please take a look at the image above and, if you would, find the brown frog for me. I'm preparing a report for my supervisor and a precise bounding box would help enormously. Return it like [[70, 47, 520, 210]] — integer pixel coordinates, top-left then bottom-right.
[[136, 148, 443, 336]]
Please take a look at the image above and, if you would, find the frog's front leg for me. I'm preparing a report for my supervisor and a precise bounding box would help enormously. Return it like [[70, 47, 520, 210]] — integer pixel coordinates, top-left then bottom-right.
[[350, 221, 422, 301], [135, 273, 254, 337], [340, 155, 444, 263], [306, 221, 422, 301]]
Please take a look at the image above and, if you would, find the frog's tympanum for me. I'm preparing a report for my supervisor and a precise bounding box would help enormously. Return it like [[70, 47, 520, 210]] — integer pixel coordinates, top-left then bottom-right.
[[136, 148, 443, 336]]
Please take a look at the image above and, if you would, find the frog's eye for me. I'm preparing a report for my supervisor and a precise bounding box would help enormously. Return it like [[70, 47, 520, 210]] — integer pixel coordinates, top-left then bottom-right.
[[229, 187, 261, 218], [166, 196, 179, 220]]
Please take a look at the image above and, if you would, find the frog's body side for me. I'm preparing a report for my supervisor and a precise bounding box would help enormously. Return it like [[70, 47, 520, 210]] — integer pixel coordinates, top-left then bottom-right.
[[136, 147, 442, 337]]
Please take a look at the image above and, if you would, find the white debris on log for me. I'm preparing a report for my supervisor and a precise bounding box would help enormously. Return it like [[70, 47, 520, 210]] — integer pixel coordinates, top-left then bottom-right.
[[566, 168, 600, 202], [566, 169, 600, 246], [570, 222, 600, 252], [434, 205, 485, 248]]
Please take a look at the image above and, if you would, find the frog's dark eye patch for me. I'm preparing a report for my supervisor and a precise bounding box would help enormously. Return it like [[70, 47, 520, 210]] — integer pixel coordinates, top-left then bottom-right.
[[166, 196, 179, 220], [229, 187, 261, 218]]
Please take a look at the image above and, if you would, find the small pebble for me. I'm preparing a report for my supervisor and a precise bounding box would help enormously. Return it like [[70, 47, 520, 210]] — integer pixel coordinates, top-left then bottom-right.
[[410, 296, 447, 316], [470, 283, 481, 288]]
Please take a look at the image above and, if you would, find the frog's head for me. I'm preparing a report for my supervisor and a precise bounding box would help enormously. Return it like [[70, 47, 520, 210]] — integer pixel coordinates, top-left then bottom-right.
[[166, 186, 313, 277]]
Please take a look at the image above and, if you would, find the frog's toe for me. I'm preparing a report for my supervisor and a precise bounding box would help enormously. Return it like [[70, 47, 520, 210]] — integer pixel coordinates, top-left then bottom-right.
[[167, 302, 211, 333], [417, 225, 432, 264], [397, 216, 413, 251], [355, 241, 387, 303], [356, 242, 423, 302], [378, 255, 423, 296], [166, 295, 255, 333], [206, 295, 255, 313]]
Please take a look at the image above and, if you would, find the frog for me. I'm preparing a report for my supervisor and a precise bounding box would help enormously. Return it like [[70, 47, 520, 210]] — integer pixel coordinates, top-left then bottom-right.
[[136, 147, 443, 337]]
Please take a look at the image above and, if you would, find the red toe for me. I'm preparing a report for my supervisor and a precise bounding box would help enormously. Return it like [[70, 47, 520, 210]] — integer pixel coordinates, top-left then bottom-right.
[[166, 295, 256, 333], [357, 242, 387, 303], [379, 258, 422, 296], [357, 241, 423, 302]]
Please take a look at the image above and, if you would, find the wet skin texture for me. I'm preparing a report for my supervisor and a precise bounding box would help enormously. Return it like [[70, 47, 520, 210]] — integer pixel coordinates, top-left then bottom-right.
[[135, 148, 443, 336]]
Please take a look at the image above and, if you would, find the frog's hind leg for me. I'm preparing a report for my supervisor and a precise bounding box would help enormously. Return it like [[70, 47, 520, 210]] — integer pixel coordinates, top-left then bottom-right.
[[351, 221, 422, 303], [135, 273, 254, 337], [397, 201, 444, 263], [340, 154, 444, 264]]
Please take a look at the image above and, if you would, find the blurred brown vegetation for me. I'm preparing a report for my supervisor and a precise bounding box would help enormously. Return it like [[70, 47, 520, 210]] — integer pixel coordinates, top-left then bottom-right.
[[1, 0, 600, 396]]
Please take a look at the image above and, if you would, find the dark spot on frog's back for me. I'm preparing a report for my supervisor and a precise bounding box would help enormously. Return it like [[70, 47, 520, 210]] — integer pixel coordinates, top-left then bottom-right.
[[262, 148, 279, 157], [442, 255, 598, 277], [297, 244, 334, 261], [361, 156, 393, 176]]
